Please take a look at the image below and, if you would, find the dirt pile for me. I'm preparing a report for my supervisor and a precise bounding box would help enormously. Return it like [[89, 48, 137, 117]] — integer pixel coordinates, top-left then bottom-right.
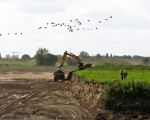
[[68, 76, 150, 120], [67, 76, 106, 117]]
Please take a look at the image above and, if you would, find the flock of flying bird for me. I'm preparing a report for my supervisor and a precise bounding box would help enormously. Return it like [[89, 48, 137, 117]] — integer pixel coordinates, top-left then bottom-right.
[[38, 16, 112, 32], [0, 32, 23, 37], [0, 16, 112, 36]]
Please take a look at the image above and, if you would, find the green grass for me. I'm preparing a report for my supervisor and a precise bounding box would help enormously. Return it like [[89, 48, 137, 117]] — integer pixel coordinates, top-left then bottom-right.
[[0, 59, 36, 67], [0, 59, 76, 72], [75, 65, 150, 83], [105, 81, 150, 111], [76, 65, 150, 110], [106, 80, 150, 99], [0, 59, 56, 72]]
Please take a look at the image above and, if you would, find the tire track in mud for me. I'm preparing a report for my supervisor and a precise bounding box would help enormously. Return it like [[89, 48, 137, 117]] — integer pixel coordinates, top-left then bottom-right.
[[0, 80, 93, 120], [0, 91, 39, 116]]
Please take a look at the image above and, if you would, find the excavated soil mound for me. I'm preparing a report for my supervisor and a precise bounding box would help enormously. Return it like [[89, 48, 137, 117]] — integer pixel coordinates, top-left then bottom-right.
[[68, 76, 150, 120], [0, 79, 93, 120]]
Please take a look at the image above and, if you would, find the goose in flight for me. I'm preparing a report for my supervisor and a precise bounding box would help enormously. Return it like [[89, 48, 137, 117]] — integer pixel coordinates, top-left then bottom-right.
[[38, 27, 42, 29]]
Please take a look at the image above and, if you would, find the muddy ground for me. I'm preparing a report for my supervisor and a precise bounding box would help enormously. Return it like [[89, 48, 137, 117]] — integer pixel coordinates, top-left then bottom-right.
[[0, 71, 93, 120], [0, 72, 150, 120], [0, 71, 53, 81]]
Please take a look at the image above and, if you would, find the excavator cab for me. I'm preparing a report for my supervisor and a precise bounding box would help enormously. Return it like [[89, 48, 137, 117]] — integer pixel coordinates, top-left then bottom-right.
[[53, 51, 92, 81]]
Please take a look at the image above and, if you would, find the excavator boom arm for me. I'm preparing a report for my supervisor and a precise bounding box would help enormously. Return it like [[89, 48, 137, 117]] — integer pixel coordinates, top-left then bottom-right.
[[54, 51, 92, 81], [59, 51, 82, 68]]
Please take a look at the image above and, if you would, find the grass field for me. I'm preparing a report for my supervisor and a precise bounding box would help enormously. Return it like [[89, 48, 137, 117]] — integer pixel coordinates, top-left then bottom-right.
[[0, 59, 77, 72], [75, 65, 150, 83], [0, 59, 36, 67], [76, 64, 150, 109]]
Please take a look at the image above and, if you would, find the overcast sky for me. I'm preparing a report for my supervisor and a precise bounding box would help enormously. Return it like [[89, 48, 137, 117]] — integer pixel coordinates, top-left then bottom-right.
[[0, 0, 150, 57]]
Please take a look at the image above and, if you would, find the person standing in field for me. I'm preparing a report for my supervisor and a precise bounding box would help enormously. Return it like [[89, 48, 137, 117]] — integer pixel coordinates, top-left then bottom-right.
[[121, 70, 128, 81]]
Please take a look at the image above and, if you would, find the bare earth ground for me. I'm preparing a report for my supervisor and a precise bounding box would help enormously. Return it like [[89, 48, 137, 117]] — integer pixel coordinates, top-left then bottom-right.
[[0, 71, 92, 120], [0, 72, 53, 81], [1, 71, 150, 120]]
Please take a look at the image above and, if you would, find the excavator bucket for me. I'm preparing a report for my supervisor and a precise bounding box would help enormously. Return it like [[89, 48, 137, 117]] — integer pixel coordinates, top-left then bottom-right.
[[53, 70, 74, 81], [53, 70, 65, 81], [53, 51, 92, 81]]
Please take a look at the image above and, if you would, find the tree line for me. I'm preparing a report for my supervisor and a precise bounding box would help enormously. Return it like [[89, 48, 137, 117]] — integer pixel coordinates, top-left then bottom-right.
[[0, 49, 150, 66]]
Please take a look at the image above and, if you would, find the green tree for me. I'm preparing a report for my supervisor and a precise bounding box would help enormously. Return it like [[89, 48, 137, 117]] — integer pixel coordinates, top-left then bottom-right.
[[123, 55, 132, 59], [21, 54, 30, 60], [79, 51, 90, 58], [106, 53, 109, 58], [43, 53, 58, 65], [95, 53, 101, 58], [143, 58, 150, 65], [110, 54, 113, 58], [36, 48, 48, 55], [35, 48, 58, 65], [133, 55, 144, 60], [0, 53, 2, 59]]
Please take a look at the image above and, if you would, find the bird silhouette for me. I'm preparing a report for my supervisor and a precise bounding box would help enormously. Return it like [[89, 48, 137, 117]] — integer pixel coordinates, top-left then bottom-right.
[[38, 27, 42, 29], [78, 21, 82, 25], [70, 29, 73, 32], [37, 16, 112, 32], [75, 18, 78, 21]]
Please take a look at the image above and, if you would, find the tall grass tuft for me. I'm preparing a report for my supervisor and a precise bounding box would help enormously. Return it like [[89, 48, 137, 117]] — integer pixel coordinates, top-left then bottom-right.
[[105, 81, 150, 111], [106, 81, 150, 99]]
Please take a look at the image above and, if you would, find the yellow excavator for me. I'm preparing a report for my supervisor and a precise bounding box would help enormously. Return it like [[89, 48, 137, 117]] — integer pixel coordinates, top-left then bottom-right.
[[53, 51, 92, 81]]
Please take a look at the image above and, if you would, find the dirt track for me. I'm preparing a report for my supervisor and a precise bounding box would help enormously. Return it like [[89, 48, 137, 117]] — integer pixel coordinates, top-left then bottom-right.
[[0, 72, 93, 120]]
